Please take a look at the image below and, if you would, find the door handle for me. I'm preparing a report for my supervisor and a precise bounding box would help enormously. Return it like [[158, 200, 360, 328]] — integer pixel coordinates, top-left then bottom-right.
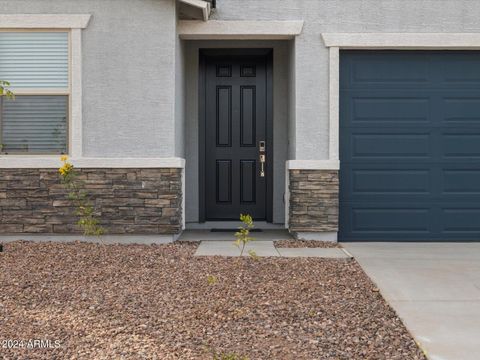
[[259, 141, 266, 177]]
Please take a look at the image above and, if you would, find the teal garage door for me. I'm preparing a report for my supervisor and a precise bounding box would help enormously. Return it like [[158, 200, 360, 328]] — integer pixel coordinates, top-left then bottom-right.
[[340, 51, 480, 241]]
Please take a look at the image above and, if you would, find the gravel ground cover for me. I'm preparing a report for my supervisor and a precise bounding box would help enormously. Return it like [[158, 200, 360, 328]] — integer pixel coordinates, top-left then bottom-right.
[[0, 241, 425, 360], [275, 240, 341, 248]]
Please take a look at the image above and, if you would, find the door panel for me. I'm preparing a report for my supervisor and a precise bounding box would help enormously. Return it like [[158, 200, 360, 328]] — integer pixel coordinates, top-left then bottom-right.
[[202, 51, 272, 221]]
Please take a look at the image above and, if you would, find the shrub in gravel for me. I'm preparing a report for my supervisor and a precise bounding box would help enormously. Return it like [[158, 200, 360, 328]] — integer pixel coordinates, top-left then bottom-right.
[[234, 214, 255, 257], [211, 350, 248, 360], [59, 156, 104, 236], [207, 274, 218, 285]]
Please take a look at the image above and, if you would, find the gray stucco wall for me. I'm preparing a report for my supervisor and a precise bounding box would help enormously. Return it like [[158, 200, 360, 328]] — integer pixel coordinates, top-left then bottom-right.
[[211, 0, 480, 160], [0, 0, 177, 158], [184, 40, 291, 224]]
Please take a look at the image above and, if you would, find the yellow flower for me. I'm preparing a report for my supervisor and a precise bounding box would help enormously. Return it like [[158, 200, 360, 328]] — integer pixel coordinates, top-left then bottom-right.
[[58, 161, 73, 177], [60, 155, 68, 162]]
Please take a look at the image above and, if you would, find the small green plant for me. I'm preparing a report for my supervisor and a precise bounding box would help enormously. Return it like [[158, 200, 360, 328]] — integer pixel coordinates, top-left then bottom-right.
[[247, 249, 259, 260], [59, 156, 104, 236], [234, 214, 255, 257], [1, 81, 14, 154], [205, 345, 249, 360], [207, 274, 218, 285], [0, 80, 14, 99]]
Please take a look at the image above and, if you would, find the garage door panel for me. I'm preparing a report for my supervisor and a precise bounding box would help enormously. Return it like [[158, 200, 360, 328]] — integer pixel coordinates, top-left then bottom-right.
[[341, 53, 430, 88], [441, 208, 480, 233], [442, 97, 480, 123], [340, 203, 433, 240], [340, 51, 480, 241], [343, 90, 480, 127], [346, 132, 431, 160], [341, 203, 480, 240], [342, 164, 480, 202], [439, 55, 480, 85], [341, 164, 436, 202], [351, 207, 431, 233], [341, 90, 432, 127], [341, 128, 437, 164], [442, 169, 480, 194], [349, 169, 431, 195], [348, 95, 430, 124], [442, 133, 480, 159], [341, 51, 480, 90]]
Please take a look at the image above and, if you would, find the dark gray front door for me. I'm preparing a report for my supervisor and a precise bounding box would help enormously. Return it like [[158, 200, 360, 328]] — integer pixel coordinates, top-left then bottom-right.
[[200, 50, 273, 221], [340, 51, 480, 241]]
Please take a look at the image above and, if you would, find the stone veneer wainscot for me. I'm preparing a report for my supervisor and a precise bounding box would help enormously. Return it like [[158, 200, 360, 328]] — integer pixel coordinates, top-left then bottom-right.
[[288, 169, 339, 234], [0, 168, 182, 234]]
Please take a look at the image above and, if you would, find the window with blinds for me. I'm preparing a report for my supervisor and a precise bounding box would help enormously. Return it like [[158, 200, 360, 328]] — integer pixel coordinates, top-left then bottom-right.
[[0, 32, 69, 154]]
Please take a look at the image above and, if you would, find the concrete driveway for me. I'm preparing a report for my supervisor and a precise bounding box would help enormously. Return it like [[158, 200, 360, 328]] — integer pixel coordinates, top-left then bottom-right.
[[344, 242, 480, 360]]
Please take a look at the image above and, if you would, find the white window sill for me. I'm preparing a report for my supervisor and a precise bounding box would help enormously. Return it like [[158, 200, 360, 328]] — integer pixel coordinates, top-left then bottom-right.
[[0, 157, 186, 168]]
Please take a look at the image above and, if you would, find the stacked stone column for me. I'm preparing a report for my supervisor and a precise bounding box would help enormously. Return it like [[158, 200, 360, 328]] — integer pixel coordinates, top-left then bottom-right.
[[288, 169, 339, 238]]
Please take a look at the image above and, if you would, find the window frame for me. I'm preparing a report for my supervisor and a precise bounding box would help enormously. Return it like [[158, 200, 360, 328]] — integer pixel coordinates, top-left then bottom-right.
[[0, 29, 70, 155], [0, 15, 91, 158]]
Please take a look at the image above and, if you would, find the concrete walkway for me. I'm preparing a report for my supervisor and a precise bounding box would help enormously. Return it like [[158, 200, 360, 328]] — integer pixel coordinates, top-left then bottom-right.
[[344, 242, 480, 360]]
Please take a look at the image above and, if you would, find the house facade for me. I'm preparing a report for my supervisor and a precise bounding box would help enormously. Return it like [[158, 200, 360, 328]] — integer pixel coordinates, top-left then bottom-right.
[[1, 0, 480, 242]]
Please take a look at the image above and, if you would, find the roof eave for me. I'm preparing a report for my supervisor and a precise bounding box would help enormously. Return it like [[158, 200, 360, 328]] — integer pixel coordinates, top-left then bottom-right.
[[178, 0, 211, 21]]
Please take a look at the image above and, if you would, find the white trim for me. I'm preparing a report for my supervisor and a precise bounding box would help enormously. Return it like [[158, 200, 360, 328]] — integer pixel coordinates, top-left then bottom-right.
[[287, 160, 340, 170], [0, 157, 186, 169], [181, 167, 186, 230], [322, 33, 480, 49], [178, 20, 304, 40], [178, 0, 211, 21], [0, 14, 91, 29], [329, 47, 340, 161], [6, 88, 69, 95], [285, 167, 290, 229], [70, 29, 83, 158]]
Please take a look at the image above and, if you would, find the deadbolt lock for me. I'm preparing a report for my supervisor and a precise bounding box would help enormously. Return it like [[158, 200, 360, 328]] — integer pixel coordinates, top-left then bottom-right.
[[259, 141, 266, 152]]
